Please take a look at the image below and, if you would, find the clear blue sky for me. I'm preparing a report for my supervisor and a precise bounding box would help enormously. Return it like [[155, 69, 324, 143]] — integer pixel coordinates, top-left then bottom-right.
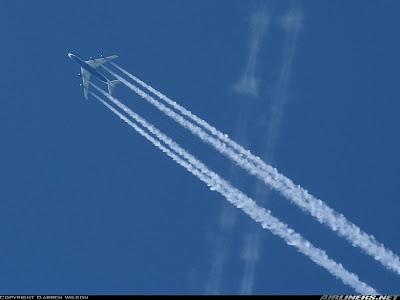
[[1, 0, 399, 294]]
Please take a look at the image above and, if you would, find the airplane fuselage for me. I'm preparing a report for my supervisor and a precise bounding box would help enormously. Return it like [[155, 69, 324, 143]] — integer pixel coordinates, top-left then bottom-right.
[[68, 53, 109, 83]]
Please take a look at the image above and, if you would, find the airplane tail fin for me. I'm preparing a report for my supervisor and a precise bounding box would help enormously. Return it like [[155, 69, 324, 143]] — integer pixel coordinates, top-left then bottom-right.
[[107, 80, 120, 96]]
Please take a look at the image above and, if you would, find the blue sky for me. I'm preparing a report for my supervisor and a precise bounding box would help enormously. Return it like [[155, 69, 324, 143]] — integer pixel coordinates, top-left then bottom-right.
[[1, 0, 399, 294]]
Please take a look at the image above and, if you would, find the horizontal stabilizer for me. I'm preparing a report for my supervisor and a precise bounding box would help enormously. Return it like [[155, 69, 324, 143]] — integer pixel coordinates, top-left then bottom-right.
[[107, 80, 120, 96]]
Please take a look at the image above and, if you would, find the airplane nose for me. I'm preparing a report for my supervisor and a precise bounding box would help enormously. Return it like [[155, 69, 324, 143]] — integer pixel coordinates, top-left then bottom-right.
[[68, 53, 73, 59]]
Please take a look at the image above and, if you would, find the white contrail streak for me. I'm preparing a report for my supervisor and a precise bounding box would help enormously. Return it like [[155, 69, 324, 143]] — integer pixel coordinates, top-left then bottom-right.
[[91, 90, 377, 294], [104, 63, 400, 276]]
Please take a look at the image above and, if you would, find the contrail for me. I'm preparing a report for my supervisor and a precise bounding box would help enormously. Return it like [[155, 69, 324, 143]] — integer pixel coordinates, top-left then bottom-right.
[[90, 90, 377, 294], [234, 9, 270, 97], [209, 7, 271, 293], [104, 64, 400, 275], [239, 5, 304, 294], [240, 232, 261, 294]]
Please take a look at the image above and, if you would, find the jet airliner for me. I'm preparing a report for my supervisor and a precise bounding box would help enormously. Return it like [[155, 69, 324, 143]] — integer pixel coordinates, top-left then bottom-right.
[[68, 53, 119, 99]]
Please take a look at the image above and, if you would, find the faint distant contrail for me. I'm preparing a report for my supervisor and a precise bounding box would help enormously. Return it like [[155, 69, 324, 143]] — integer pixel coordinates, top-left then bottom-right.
[[207, 8, 271, 292], [234, 10, 270, 97], [239, 5, 304, 294], [91, 90, 377, 294], [104, 64, 400, 276]]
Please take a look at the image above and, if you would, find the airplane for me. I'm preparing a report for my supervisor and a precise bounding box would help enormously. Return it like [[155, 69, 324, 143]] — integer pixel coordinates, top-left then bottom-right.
[[68, 53, 119, 99]]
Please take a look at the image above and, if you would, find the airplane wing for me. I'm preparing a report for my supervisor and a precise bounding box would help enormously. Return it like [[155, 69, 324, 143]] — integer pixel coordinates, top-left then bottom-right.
[[81, 67, 91, 99], [85, 55, 118, 69]]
